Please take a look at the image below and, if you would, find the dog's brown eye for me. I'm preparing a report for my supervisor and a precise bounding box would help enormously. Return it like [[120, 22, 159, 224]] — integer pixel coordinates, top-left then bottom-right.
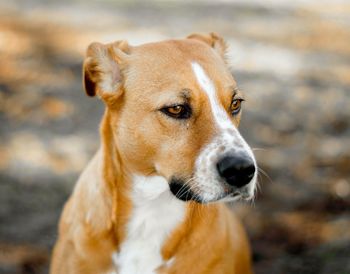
[[160, 104, 192, 119], [168, 106, 183, 115], [230, 99, 243, 115]]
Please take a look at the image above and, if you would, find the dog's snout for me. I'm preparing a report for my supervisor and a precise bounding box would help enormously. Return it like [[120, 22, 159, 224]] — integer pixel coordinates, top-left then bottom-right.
[[216, 154, 255, 188]]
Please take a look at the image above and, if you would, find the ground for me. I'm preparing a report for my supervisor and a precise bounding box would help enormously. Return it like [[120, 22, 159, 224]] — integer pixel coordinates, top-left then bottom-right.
[[0, 1, 349, 273]]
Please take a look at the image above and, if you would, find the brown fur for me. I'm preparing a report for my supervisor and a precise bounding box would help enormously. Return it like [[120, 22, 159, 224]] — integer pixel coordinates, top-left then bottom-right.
[[50, 33, 253, 274]]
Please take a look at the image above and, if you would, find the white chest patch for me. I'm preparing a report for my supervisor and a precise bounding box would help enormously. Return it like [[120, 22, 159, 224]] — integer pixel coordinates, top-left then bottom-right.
[[113, 175, 185, 274]]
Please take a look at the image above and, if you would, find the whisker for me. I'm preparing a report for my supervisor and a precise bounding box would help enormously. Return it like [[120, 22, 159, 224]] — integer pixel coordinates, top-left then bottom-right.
[[252, 147, 267, 152], [258, 167, 272, 184], [175, 176, 198, 199]]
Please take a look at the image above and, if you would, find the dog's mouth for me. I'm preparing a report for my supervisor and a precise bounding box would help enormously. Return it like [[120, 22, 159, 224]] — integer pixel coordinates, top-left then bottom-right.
[[168, 177, 252, 204], [169, 178, 202, 203], [222, 185, 252, 199]]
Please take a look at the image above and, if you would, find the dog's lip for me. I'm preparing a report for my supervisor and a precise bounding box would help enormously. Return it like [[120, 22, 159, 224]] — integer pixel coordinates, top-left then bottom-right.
[[229, 192, 241, 197], [225, 190, 252, 200], [218, 191, 241, 200]]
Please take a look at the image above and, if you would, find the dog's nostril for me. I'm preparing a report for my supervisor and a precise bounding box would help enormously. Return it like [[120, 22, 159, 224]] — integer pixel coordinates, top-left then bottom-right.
[[216, 155, 255, 188]]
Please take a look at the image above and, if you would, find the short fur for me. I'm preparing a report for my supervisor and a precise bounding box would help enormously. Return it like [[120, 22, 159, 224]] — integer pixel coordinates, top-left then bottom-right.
[[51, 33, 255, 274]]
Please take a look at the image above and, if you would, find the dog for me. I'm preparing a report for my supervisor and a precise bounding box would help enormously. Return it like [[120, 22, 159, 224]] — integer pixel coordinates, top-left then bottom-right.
[[50, 32, 257, 274]]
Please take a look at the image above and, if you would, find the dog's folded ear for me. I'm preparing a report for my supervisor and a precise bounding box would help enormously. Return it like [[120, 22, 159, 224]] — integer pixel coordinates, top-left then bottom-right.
[[83, 41, 131, 99], [187, 32, 227, 61]]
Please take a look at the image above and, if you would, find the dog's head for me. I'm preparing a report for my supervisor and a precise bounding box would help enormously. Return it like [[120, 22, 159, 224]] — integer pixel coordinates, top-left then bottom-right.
[[83, 33, 257, 203]]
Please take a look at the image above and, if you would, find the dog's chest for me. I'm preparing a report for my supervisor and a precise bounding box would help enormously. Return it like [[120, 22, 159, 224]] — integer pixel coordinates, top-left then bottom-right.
[[113, 176, 185, 274]]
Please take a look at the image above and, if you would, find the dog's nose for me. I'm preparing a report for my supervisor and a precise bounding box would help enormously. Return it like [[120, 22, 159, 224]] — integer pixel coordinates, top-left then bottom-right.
[[216, 154, 255, 188]]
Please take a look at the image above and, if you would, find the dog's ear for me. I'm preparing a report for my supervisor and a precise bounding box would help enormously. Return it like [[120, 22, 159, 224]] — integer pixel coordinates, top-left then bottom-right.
[[83, 41, 131, 100], [187, 32, 227, 60]]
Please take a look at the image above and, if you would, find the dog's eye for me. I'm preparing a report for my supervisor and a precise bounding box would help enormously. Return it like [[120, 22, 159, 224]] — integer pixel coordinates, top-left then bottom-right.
[[160, 104, 191, 119], [230, 99, 244, 115]]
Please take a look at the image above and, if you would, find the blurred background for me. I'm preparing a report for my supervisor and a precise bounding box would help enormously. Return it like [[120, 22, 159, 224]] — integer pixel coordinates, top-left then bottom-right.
[[0, 0, 349, 273]]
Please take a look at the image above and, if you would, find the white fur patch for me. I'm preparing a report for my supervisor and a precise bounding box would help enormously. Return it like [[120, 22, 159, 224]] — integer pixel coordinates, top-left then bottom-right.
[[113, 175, 185, 274], [191, 62, 257, 202], [106, 271, 117, 274], [191, 62, 232, 130]]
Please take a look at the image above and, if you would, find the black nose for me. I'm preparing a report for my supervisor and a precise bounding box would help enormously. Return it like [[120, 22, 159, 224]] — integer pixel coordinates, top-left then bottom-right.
[[216, 154, 255, 188]]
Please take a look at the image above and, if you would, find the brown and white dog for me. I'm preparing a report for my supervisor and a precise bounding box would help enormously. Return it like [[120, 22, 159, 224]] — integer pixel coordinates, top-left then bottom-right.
[[50, 33, 257, 274]]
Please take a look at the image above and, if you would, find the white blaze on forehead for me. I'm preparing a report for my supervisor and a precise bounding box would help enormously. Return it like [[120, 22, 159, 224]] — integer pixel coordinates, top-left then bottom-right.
[[191, 61, 256, 159], [191, 61, 258, 202], [191, 62, 233, 130]]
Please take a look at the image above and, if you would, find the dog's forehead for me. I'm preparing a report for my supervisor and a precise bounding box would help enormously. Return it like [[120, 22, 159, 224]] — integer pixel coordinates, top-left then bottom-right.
[[133, 39, 216, 62], [125, 39, 235, 96]]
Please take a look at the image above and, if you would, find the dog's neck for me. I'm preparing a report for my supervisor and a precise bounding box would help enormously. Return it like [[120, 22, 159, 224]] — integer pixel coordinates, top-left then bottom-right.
[[99, 111, 132, 247], [113, 175, 186, 274]]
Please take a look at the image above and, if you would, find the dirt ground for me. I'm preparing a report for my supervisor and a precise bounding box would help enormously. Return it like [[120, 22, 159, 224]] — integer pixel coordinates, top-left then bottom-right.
[[0, 1, 349, 273]]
